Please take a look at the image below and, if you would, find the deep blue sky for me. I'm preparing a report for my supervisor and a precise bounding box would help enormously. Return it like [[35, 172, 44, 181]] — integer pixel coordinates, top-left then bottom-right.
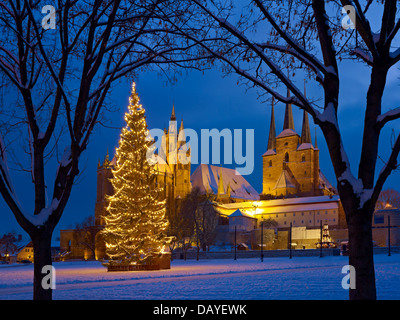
[[1, 58, 400, 240]]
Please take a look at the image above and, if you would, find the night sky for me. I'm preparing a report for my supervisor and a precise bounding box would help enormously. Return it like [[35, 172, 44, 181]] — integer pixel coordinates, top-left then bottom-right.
[[1, 58, 400, 241]]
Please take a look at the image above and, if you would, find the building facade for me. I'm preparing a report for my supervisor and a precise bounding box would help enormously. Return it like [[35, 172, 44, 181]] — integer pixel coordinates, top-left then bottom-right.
[[261, 91, 335, 198]]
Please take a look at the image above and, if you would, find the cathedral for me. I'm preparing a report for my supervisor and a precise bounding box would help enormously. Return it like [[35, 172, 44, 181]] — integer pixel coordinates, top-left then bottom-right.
[[213, 88, 345, 232], [261, 89, 334, 198], [60, 96, 345, 260]]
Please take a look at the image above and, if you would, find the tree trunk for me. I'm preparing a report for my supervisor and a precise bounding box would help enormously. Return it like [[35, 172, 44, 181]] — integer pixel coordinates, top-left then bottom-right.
[[347, 208, 376, 300], [32, 230, 53, 300]]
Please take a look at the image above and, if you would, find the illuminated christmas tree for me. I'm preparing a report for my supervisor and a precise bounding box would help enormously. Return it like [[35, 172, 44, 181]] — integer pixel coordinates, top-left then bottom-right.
[[102, 82, 168, 267]]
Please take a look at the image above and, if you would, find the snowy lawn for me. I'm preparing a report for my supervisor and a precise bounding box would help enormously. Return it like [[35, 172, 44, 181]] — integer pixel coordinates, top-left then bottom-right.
[[0, 253, 399, 300]]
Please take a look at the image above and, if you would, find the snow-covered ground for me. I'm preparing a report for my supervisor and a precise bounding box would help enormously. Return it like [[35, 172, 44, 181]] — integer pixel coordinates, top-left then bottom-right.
[[0, 253, 399, 300]]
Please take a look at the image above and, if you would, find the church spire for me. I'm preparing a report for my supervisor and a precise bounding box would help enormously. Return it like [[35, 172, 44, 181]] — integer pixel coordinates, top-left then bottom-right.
[[283, 86, 295, 131], [301, 110, 312, 144], [301, 82, 311, 144], [170, 103, 176, 121], [267, 97, 276, 150], [178, 118, 186, 149], [217, 166, 224, 195]]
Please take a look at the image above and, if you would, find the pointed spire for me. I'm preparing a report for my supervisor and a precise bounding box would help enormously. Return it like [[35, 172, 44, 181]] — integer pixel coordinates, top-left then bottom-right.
[[179, 118, 184, 133], [178, 118, 186, 150], [226, 182, 231, 198], [301, 81, 311, 144], [267, 97, 276, 150], [301, 110, 312, 144], [103, 148, 110, 167], [217, 166, 224, 195], [170, 103, 176, 121], [283, 86, 295, 131]]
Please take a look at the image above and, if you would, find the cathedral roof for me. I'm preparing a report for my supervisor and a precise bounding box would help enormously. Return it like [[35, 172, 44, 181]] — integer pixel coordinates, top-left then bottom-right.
[[319, 171, 334, 191], [191, 164, 259, 200]]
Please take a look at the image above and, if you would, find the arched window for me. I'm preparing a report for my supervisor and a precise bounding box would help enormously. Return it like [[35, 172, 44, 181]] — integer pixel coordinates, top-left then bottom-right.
[[269, 160, 272, 167], [284, 152, 289, 163], [301, 154, 305, 162]]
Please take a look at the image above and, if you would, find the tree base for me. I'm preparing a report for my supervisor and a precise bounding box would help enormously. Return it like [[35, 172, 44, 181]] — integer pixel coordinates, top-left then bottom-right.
[[106, 253, 171, 272]]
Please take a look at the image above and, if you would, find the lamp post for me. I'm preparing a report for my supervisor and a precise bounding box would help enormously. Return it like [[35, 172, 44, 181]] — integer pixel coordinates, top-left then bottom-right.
[[388, 215, 391, 257], [234, 225, 237, 261], [261, 221, 264, 262], [319, 219, 323, 258], [289, 222, 292, 259]]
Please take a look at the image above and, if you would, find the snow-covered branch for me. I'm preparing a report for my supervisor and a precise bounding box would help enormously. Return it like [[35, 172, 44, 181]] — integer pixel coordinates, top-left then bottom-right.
[[371, 132, 400, 209], [340, 0, 378, 60], [351, 48, 373, 65], [376, 106, 400, 128], [253, 0, 328, 77], [257, 42, 324, 84]]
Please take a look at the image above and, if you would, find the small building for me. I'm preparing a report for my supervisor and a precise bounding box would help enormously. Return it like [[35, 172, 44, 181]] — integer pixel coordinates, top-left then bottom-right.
[[16, 241, 34, 262], [228, 209, 257, 232], [215, 195, 345, 230], [372, 207, 400, 247]]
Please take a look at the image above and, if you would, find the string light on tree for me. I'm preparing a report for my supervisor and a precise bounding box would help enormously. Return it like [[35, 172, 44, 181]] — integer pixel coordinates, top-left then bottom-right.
[[102, 82, 169, 267]]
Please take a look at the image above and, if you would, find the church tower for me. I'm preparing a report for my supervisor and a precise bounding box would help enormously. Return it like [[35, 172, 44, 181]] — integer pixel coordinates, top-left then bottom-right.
[[94, 151, 115, 226], [155, 105, 191, 200], [261, 85, 331, 198], [175, 117, 191, 199]]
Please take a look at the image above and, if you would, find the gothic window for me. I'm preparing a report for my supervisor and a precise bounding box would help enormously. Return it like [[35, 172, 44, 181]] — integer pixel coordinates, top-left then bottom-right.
[[284, 152, 289, 163], [301, 154, 305, 162]]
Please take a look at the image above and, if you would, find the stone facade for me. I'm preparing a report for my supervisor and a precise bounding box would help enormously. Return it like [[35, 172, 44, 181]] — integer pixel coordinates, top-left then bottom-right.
[[261, 91, 334, 198]]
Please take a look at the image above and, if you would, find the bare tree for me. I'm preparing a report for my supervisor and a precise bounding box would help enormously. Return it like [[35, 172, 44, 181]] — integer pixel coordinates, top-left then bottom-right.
[[376, 188, 400, 209], [0, 0, 205, 300], [72, 216, 97, 260], [167, 0, 400, 299], [0, 231, 18, 258], [181, 187, 218, 259]]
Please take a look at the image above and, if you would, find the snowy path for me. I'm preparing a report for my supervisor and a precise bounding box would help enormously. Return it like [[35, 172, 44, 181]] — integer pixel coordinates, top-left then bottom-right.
[[0, 254, 399, 300]]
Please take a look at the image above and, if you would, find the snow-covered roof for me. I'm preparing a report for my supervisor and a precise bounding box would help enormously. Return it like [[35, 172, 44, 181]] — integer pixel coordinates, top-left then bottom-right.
[[273, 170, 297, 190], [229, 209, 256, 219], [319, 171, 334, 191], [191, 164, 259, 200], [214, 195, 340, 217], [276, 129, 298, 139], [262, 149, 276, 156], [297, 143, 314, 151], [217, 195, 340, 209]]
